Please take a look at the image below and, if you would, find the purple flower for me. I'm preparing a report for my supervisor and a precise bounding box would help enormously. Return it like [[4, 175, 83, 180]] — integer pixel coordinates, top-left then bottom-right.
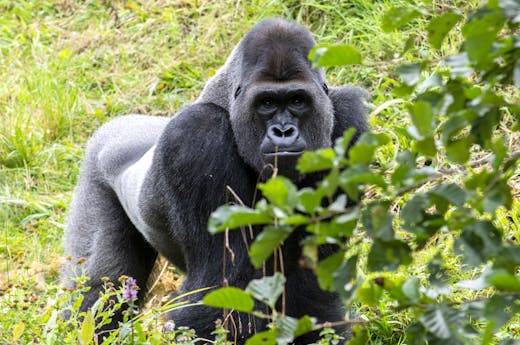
[[164, 320, 176, 331], [122, 277, 139, 301]]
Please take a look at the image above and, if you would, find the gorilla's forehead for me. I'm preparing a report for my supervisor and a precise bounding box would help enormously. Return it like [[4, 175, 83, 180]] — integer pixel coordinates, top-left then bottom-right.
[[240, 19, 317, 82], [244, 81, 321, 96]]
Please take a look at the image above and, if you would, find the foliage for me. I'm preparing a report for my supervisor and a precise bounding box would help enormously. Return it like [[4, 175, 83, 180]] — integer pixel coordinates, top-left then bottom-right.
[[206, 1, 520, 344]]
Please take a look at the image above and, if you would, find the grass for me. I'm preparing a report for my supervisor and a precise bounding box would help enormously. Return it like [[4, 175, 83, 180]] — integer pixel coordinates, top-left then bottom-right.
[[0, 0, 517, 343]]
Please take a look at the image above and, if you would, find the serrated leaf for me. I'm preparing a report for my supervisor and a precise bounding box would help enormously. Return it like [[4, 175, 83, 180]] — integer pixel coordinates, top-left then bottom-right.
[[246, 273, 286, 309], [402, 276, 421, 304], [356, 280, 383, 306], [382, 7, 421, 32], [245, 329, 278, 345], [486, 271, 520, 292], [334, 127, 357, 156], [499, 0, 520, 22], [317, 252, 344, 291], [349, 132, 390, 164], [514, 59, 520, 87], [333, 255, 358, 300], [429, 183, 467, 207], [294, 315, 316, 338], [462, 9, 505, 63], [483, 179, 512, 213], [446, 137, 470, 164], [259, 176, 298, 208], [367, 239, 412, 271], [401, 193, 429, 225], [80, 311, 95, 345], [274, 315, 315, 345], [249, 227, 292, 268], [454, 221, 502, 266], [298, 188, 321, 214], [427, 12, 463, 49], [408, 100, 434, 138], [484, 295, 515, 331], [202, 287, 254, 312], [297, 148, 335, 173], [398, 63, 422, 86], [361, 201, 394, 240], [412, 137, 437, 156], [208, 205, 272, 233], [309, 44, 362, 67], [419, 304, 458, 339]]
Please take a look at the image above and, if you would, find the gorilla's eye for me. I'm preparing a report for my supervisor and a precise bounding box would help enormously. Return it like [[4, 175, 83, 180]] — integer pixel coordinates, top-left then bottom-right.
[[323, 83, 329, 95], [291, 96, 305, 107], [234, 86, 242, 99], [260, 97, 275, 109]]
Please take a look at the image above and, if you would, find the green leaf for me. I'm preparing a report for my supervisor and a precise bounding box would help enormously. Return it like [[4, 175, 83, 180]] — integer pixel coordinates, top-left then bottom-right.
[[293, 315, 316, 338], [398, 63, 422, 87], [203, 287, 254, 312], [483, 179, 512, 213], [297, 148, 335, 173], [334, 127, 357, 157], [446, 137, 470, 164], [429, 183, 467, 208], [298, 188, 321, 214], [348, 132, 390, 164], [412, 137, 437, 156], [419, 304, 458, 339], [382, 7, 421, 32], [408, 100, 434, 138], [274, 316, 298, 345], [427, 12, 463, 49], [462, 9, 505, 65], [309, 44, 362, 67], [316, 252, 344, 291], [486, 271, 520, 292], [499, 0, 520, 22], [356, 280, 383, 306], [80, 311, 95, 345], [454, 221, 502, 266], [249, 227, 292, 268], [333, 255, 358, 300], [361, 201, 394, 240], [514, 58, 520, 87], [274, 315, 315, 345], [402, 276, 421, 304], [259, 176, 298, 208], [367, 239, 412, 271], [246, 273, 286, 309], [484, 295, 515, 331], [208, 205, 272, 233], [245, 329, 278, 345]]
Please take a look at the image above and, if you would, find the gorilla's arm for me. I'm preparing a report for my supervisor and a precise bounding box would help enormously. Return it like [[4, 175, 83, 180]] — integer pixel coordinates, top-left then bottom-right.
[[137, 103, 261, 337]]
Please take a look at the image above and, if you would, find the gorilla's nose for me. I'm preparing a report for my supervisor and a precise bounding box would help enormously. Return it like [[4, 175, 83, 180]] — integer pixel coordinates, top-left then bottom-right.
[[267, 124, 299, 147]]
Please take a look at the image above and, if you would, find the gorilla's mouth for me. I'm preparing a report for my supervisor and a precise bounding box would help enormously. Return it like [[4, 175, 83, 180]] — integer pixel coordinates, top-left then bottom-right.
[[263, 151, 303, 158], [261, 151, 303, 181]]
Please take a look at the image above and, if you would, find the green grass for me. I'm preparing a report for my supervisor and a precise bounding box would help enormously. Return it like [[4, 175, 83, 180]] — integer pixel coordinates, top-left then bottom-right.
[[0, 0, 517, 343]]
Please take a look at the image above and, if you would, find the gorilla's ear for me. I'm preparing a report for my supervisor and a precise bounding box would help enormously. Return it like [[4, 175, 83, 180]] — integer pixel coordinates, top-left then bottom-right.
[[328, 86, 369, 144]]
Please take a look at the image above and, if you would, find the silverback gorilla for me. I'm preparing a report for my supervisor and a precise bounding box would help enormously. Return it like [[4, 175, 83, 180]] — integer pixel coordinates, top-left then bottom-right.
[[62, 18, 368, 343]]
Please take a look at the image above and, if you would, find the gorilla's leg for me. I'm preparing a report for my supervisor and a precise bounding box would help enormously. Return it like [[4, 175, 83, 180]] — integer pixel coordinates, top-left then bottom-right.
[[63, 115, 169, 330], [64, 176, 158, 330]]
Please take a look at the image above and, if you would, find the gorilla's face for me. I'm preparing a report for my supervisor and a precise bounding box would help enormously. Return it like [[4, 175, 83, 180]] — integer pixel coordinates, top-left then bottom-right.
[[229, 20, 334, 181]]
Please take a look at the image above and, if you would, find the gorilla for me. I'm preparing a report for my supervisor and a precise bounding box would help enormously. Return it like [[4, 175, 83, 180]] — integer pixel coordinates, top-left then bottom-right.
[[62, 18, 368, 343]]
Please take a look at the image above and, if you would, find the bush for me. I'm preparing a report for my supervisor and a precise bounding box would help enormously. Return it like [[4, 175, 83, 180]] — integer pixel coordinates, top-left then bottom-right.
[[206, 1, 520, 344]]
